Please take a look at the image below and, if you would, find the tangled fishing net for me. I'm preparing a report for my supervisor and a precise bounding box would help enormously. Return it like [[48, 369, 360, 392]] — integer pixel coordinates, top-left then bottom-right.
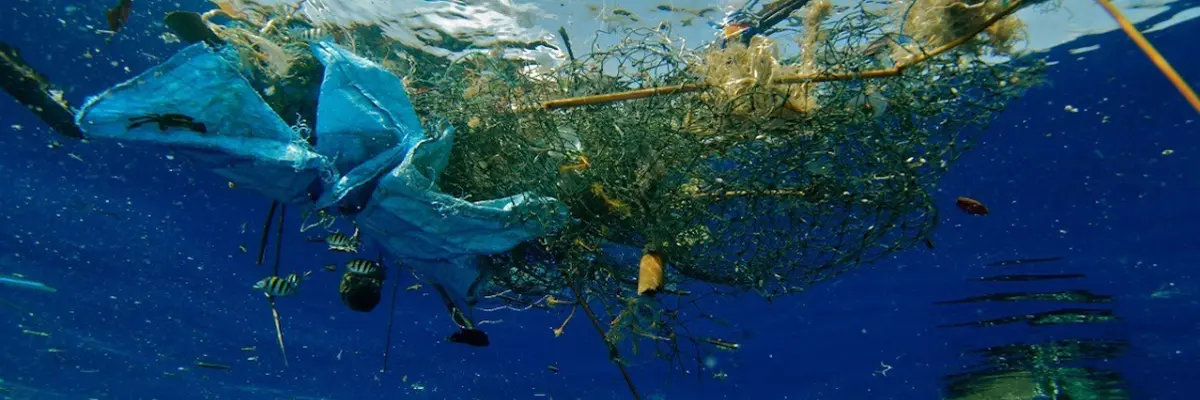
[[405, 0, 1049, 356], [82, 0, 1055, 372]]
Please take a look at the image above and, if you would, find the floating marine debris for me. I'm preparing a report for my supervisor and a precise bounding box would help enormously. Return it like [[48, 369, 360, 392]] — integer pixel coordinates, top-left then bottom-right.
[[955, 196, 990, 215], [934, 289, 1113, 305], [636, 250, 665, 297], [973, 273, 1085, 282]]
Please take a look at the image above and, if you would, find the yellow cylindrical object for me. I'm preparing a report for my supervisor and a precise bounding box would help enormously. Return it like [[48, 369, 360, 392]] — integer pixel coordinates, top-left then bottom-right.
[[637, 251, 665, 297]]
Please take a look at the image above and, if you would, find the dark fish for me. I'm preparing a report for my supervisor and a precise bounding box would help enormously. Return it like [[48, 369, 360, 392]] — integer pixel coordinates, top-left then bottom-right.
[[448, 328, 490, 347], [127, 113, 207, 133], [547, 364, 560, 373], [163, 11, 226, 46], [106, 0, 134, 32], [985, 256, 1064, 267], [974, 273, 1085, 282], [434, 283, 490, 347], [194, 360, 231, 370], [939, 308, 1119, 329], [923, 239, 935, 249], [322, 264, 337, 272], [339, 272, 383, 312], [956, 196, 989, 215], [934, 290, 1113, 305]]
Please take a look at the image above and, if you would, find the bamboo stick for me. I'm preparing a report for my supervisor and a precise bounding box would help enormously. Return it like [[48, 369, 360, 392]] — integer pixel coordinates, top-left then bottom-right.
[[1093, 0, 1199, 114]]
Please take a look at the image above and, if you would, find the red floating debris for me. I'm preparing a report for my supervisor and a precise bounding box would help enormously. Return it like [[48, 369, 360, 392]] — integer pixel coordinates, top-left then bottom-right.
[[956, 196, 989, 215]]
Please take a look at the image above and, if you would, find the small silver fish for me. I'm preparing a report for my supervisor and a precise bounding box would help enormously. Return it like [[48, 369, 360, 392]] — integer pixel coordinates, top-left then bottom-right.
[[345, 259, 384, 279], [253, 271, 312, 297]]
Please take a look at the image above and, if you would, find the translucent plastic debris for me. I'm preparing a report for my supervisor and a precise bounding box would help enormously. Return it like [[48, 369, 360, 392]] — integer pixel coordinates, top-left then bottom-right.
[[74, 44, 334, 204], [355, 120, 571, 307], [73, 40, 571, 313], [309, 42, 415, 211]]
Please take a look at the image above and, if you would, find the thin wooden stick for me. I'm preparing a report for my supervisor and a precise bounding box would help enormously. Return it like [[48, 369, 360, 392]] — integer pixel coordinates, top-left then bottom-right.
[[272, 205, 286, 277], [268, 295, 288, 368], [381, 257, 401, 373], [562, 270, 643, 400], [543, 83, 708, 110], [257, 201, 279, 265], [538, 0, 1027, 111], [257, 202, 289, 368], [1093, 0, 1199, 114]]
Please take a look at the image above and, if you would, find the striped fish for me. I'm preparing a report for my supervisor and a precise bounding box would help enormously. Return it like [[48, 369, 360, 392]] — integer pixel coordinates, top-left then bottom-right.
[[253, 271, 312, 297], [345, 259, 385, 279], [287, 27, 332, 42], [325, 231, 360, 253]]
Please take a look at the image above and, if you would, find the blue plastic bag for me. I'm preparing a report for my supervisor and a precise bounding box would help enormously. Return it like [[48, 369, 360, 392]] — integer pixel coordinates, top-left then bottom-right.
[[354, 119, 571, 308], [306, 41, 572, 309], [74, 44, 334, 204], [309, 42, 416, 211], [75, 40, 572, 315]]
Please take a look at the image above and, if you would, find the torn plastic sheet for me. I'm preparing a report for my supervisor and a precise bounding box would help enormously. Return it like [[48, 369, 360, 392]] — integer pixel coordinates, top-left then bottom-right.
[[310, 41, 418, 211], [74, 43, 333, 204], [74, 40, 572, 315], [308, 41, 572, 310], [355, 119, 572, 308]]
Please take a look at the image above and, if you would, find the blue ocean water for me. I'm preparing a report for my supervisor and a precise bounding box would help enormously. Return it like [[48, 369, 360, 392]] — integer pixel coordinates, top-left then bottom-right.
[[1, 1, 1198, 399]]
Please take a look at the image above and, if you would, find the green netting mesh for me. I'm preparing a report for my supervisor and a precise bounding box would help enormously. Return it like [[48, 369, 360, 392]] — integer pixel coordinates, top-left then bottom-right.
[[203, 0, 1051, 365]]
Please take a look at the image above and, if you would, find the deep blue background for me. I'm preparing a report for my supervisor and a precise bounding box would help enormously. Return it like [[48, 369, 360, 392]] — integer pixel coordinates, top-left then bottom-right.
[[1, 1, 1198, 399]]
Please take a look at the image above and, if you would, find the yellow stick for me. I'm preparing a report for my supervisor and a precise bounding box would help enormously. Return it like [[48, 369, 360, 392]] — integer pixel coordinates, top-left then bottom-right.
[[268, 295, 289, 367], [1093, 0, 1200, 114]]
